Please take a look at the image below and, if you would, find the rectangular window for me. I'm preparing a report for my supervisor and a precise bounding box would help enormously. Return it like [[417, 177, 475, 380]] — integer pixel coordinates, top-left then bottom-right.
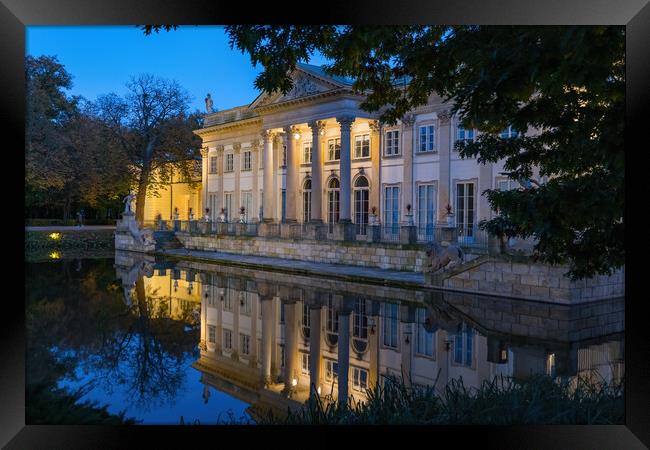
[[456, 182, 475, 243], [303, 142, 312, 164], [223, 288, 233, 311], [208, 325, 216, 343], [382, 302, 399, 349], [325, 359, 339, 381], [384, 186, 400, 237], [497, 178, 522, 191], [241, 191, 253, 222], [328, 138, 341, 161], [281, 189, 286, 222], [282, 145, 287, 167], [301, 353, 310, 374], [209, 156, 218, 174], [415, 308, 434, 357], [500, 125, 520, 139], [385, 130, 400, 156], [240, 333, 250, 355], [280, 302, 285, 324], [453, 323, 474, 367], [326, 296, 338, 333], [418, 125, 435, 152], [352, 367, 368, 390], [354, 134, 370, 158], [223, 329, 232, 350], [224, 192, 233, 222], [302, 302, 311, 338], [353, 299, 368, 339], [280, 345, 285, 368], [417, 184, 436, 240], [242, 150, 252, 171], [225, 153, 234, 172], [240, 292, 251, 315], [457, 126, 475, 143]]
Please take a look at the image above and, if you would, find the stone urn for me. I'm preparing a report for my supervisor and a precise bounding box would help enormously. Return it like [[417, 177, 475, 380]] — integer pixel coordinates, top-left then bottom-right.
[[239, 207, 246, 224]]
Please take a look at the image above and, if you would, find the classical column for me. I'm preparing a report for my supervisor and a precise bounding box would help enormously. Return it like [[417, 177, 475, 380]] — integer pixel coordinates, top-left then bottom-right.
[[260, 293, 274, 385], [309, 304, 323, 397], [369, 120, 381, 216], [401, 114, 415, 223], [262, 130, 276, 222], [251, 139, 260, 222], [337, 306, 351, 406], [283, 125, 299, 222], [231, 279, 240, 360], [437, 110, 452, 224], [233, 142, 241, 217], [337, 116, 355, 222], [217, 145, 225, 214], [200, 147, 209, 216], [308, 120, 325, 222], [400, 304, 414, 388], [368, 300, 380, 389], [478, 159, 493, 222], [214, 275, 223, 355]]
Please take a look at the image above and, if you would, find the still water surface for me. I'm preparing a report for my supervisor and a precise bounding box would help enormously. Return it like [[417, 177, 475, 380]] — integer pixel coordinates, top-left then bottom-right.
[[25, 251, 624, 424]]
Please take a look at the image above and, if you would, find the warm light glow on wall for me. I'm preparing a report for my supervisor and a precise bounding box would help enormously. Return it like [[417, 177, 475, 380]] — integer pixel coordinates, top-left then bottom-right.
[[49, 232, 61, 240]]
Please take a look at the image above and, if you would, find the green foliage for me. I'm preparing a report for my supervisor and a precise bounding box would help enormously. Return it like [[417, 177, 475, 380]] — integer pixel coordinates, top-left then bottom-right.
[[221, 25, 624, 279], [255, 374, 624, 425]]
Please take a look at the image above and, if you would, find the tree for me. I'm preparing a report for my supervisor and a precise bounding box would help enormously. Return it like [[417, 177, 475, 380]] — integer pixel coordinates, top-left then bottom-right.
[[94, 74, 202, 224], [217, 25, 624, 279], [26, 55, 132, 220]]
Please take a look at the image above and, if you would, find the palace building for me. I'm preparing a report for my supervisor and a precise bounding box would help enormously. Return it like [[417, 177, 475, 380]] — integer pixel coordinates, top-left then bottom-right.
[[194, 63, 541, 239]]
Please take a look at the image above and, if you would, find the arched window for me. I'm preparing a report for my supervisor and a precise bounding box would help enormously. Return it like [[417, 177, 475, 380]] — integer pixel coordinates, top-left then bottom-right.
[[353, 176, 369, 235], [327, 177, 340, 233], [302, 178, 312, 223]]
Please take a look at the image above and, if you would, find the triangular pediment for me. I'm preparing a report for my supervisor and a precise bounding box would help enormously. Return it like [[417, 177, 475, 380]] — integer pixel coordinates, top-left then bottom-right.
[[250, 65, 347, 109]]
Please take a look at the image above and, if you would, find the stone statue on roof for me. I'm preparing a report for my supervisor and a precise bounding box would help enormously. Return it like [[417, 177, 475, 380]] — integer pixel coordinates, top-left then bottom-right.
[[205, 93, 213, 113]]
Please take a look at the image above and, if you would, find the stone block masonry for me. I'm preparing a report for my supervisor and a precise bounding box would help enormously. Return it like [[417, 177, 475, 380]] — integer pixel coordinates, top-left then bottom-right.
[[175, 233, 428, 272], [432, 256, 624, 304]]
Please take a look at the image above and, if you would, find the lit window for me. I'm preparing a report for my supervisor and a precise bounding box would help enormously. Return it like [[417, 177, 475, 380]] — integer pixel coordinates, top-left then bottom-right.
[[457, 126, 475, 143], [352, 367, 368, 390], [325, 359, 339, 381], [418, 125, 435, 152], [500, 125, 520, 139], [242, 151, 252, 171], [385, 130, 400, 156], [208, 325, 216, 343], [301, 353, 310, 374], [303, 142, 312, 164], [328, 138, 341, 161], [223, 329, 232, 350], [240, 333, 250, 355], [381, 303, 399, 348], [354, 134, 370, 158]]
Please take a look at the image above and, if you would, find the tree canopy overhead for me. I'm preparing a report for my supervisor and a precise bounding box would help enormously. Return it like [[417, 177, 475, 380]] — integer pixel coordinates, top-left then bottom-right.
[[219, 25, 624, 279]]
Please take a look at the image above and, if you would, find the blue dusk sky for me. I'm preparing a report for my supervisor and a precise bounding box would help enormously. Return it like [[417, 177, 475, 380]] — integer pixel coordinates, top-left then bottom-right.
[[26, 25, 329, 113]]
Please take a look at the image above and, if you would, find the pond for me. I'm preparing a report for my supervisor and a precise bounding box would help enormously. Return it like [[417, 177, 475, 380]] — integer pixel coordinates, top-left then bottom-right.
[[25, 250, 625, 425]]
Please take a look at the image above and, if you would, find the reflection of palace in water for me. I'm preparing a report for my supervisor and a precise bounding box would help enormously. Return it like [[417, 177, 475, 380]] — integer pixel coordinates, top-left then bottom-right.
[[114, 252, 625, 419]]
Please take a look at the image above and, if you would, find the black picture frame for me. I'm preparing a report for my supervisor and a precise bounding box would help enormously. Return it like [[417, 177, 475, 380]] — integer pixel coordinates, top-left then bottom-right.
[[5, 0, 648, 447]]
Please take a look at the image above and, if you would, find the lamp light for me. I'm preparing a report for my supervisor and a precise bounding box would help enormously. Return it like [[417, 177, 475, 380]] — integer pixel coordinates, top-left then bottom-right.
[[293, 132, 301, 140], [317, 386, 322, 395], [291, 378, 298, 387]]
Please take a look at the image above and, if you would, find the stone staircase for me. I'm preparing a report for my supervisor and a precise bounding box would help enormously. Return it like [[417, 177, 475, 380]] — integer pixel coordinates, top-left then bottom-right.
[[153, 230, 184, 251]]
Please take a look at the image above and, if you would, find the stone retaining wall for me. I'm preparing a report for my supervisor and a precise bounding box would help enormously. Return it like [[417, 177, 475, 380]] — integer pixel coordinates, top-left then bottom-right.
[[429, 256, 624, 304], [175, 233, 428, 272]]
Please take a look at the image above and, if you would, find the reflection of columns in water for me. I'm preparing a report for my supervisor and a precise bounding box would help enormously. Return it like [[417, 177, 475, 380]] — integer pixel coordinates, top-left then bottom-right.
[[260, 294, 274, 385], [231, 277, 240, 360], [368, 300, 381, 389], [283, 293, 300, 392], [250, 287, 259, 368], [400, 304, 415, 387], [309, 304, 323, 398], [337, 304, 352, 405]]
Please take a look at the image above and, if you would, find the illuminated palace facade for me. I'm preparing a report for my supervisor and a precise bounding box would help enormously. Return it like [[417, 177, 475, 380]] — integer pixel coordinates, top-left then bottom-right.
[[195, 63, 541, 236]]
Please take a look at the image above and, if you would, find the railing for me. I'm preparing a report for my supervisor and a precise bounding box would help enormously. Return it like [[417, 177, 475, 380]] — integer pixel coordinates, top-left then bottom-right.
[[240, 222, 258, 236], [417, 223, 436, 242], [457, 224, 489, 251], [381, 224, 401, 242], [355, 222, 368, 236]]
